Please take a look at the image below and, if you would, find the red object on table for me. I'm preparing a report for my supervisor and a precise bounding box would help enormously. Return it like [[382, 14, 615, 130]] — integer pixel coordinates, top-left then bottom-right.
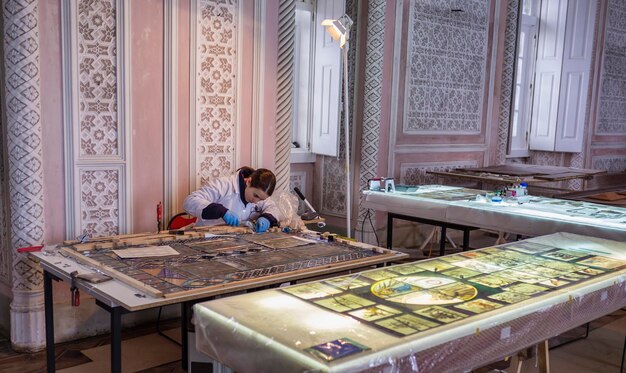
[[16, 245, 44, 253]]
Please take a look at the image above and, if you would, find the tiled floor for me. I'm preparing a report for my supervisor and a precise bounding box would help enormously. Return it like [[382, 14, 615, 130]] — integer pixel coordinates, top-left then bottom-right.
[[0, 319, 185, 373], [0, 311, 624, 372]]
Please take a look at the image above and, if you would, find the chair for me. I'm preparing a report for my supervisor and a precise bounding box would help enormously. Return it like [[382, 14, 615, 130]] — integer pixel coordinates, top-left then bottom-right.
[[167, 212, 197, 230]]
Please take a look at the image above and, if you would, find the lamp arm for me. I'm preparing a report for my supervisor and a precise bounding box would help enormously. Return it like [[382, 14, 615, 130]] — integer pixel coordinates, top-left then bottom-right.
[[342, 45, 351, 238]]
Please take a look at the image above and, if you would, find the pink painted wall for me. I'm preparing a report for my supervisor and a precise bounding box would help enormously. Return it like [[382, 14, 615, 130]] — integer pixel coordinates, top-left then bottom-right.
[[130, 0, 165, 233]]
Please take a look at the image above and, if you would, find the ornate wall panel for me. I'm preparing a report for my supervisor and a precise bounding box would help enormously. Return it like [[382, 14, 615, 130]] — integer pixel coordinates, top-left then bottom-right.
[[496, 0, 519, 164], [403, 0, 489, 134], [289, 171, 306, 197], [78, 0, 118, 156], [320, 0, 358, 216], [400, 161, 479, 186], [274, 0, 295, 192], [355, 0, 386, 223], [592, 156, 626, 173], [597, 0, 626, 135], [64, 0, 128, 238], [529, 150, 562, 166], [79, 168, 120, 236], [194, 0, 239, 186]]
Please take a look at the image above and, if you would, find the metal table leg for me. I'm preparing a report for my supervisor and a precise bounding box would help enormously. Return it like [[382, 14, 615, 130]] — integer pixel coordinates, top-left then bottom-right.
[[439, 226, 447, 257], [44, 270, 55, 373], [463, 229, 470, 251], [182, 302, 189, 370], [95, 300, 125, 373], [387, 213, 393, 249], [111, 306, 122, 373]]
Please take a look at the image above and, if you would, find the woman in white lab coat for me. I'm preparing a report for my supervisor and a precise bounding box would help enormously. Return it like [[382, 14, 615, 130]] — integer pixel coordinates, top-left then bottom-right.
[[184, 167, 280, 232]]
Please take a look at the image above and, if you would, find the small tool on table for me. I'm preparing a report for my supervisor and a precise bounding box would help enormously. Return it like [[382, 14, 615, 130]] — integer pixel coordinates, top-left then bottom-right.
[[294, 187, 320, 221]]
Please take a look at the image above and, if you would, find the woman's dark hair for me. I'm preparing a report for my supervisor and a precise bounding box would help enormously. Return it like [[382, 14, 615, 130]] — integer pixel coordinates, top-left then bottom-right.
[[238, 167, 276, 196]]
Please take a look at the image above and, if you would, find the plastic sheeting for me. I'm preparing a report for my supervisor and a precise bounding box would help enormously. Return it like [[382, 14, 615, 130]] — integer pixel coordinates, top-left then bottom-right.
[[193, 232, 626, 372], [362, 186, 626, 241]]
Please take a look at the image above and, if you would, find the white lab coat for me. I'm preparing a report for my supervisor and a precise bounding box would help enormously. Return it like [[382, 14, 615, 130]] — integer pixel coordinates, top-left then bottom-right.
[[184, 173, 281, 227]]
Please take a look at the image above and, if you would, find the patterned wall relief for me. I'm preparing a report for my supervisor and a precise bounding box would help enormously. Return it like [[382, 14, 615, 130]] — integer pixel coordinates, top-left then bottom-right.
[[320, 0, 358, 216], [529, 150, 562, 167], [65, 0, 125, 238], [592, 156, 626, 173], [496, 0, 519, 164], [355, 0, 386, 224], [3, 0, 46, 293], [321, 156, 348, 215], [597, 0, 626, 135], [274, 0, 295, 193], [289, 171, 306, 197], [400, 161, 479, 186], [79, 169, 120, 237], [78, 0, 118, 156], [290, 170, 306, 214], [194, 0, 239, 186], [403, 0, 489, 134]]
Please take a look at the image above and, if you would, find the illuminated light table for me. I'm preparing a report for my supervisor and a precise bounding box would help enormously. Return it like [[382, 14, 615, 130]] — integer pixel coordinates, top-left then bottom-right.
[[193, 232, 626, 372], [33, 230, 406, 373], [362, 186, 626, 253]]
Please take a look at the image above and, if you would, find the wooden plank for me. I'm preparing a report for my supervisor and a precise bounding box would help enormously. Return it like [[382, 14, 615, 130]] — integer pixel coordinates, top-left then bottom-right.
[[455, 164, 605, 177], [428, 170, 541, 184], [192, 225, 255, 234], [61, 248, 164, 298], [63, 232, 154, 245], [534, 172, 595, 181]]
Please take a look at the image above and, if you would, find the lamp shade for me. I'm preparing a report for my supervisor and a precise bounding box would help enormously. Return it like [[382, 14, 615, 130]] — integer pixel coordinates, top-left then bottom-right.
[[321, 14, 353, 49]]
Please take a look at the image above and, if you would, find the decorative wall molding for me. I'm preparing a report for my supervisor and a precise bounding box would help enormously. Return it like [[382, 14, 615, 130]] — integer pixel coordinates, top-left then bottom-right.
[[0, 116, 9, 284], [251, 0, 265, 168], [529, 150, 563, 167], [402, 0, 489, 135], [496, 0, 519, 164], [191, 0, 240, 187], [274, 0, 295, 192], [400, 161, 479, 186], [320, 0, 358, 217], [289, 171, 306, 197], [62, 0, 131, 238], [3, 0, 46, 351], [78, 166, 123, 237], [592, 156, 626, 173], [596, 0, 626, 135], [355, 0, 385, 225], [163, 0, 179, 221]]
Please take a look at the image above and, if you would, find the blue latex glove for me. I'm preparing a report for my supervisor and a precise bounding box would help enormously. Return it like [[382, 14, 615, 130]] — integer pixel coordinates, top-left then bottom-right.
[[255, 217, 270, 233], [223, 210, 240, 226]]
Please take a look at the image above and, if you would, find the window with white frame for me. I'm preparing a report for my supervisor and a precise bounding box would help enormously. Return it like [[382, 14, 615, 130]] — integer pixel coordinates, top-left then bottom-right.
[[509, 0, 596, 156], [508, 0, 540, 158], [292, 2, 313, 154], [291, 0, 345, 163]]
